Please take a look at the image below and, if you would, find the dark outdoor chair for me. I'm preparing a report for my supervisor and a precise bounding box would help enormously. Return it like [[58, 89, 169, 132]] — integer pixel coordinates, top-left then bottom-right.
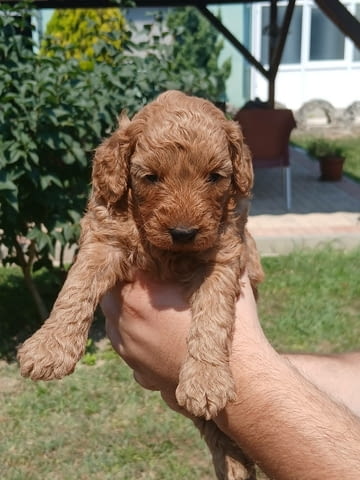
[[234, 108, 297, 210]]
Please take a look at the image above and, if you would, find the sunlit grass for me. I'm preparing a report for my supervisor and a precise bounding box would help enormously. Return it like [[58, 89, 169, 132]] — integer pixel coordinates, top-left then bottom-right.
[[1, 248, 359, 479]]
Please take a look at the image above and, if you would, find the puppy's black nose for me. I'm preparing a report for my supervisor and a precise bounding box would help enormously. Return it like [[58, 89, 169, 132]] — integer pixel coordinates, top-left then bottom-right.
[[169, 227, 199, 243]]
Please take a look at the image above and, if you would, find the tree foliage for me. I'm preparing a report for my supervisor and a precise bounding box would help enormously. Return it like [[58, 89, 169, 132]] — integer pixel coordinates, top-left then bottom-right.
[[166, 7, 231, 101], [41, 8, 128, 69], [0, 2, 231, 318], [0, 5, 95, 318]]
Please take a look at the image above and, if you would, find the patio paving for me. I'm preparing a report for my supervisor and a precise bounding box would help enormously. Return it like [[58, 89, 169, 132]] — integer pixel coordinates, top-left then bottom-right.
[[247, 147, 360, 255]]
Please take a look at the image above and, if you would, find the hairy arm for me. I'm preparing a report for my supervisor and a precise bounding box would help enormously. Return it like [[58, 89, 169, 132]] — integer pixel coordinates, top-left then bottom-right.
[[101, 273, 360, 480], [217, 334, 360, 479], [285, 351, 360, 418]]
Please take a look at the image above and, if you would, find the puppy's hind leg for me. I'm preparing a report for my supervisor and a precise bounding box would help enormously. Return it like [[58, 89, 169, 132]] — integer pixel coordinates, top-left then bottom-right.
[[17, 244, 121, 381], [194, 418, 256, 480]]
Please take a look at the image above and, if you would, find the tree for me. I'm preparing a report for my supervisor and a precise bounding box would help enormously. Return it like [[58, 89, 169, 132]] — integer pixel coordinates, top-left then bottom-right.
[[41, 8, 128, 69], [166, 7, 231, 102], [0, 4, 111, 319], [0, 2, 233, 320]]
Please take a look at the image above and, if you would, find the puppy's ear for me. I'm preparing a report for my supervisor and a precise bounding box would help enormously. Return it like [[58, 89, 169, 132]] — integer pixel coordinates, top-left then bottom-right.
[[92, 114, 132, 205], [225, 120, 254, 197]]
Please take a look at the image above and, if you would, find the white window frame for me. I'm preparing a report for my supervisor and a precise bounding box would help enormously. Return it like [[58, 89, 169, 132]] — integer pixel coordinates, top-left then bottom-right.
[[252, 0, 360, 70]]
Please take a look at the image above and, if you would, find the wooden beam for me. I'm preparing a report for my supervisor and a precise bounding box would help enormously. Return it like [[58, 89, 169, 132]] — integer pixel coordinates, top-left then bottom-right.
[[0, 0, 264, 8], [197, 4, 269, 79], [269, 0, 278, 64], [268, 0, 278, 107], [267, 0, 295, 107], [314, 0, 360, 49], [269, 0, 295, 76]]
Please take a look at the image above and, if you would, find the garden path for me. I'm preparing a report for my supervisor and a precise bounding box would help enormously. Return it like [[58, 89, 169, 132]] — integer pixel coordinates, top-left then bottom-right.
[[249, 147, 360, 254]]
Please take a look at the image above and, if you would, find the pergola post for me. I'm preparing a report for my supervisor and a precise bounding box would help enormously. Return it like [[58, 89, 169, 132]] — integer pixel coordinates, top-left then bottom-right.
[[268, 0, 278, 108], [198, 0, 296, 109], [267, 0, 296, 107]]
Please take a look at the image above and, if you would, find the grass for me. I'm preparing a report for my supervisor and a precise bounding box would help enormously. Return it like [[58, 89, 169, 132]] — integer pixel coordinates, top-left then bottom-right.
[[259, 248, 360, 353], [0, 247, 359, 479], [0, 358, 213, 480], [292, 133, 360, 181], [0, 267, 101, 362]]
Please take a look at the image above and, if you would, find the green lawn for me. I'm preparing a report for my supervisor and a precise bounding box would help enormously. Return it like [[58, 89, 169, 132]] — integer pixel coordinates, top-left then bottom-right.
[[0, 358, 213, 480], [0, 248, 359, 479], [259, 249, 360, 353]]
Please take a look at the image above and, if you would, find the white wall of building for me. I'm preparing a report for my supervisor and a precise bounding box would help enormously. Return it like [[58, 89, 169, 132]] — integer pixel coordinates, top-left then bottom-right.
[[250, 0, 360, 110], [252, 64, 360, 110]]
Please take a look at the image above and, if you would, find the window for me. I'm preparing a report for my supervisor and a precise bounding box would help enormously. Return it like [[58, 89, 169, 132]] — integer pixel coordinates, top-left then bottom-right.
[[310, 6, 345, 60], [260, 5, 302, 64], [354, 4, 360, 61]]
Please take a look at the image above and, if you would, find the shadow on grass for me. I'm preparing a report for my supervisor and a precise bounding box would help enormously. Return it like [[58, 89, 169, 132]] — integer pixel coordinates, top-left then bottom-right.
[[0, 267, 106, 362]]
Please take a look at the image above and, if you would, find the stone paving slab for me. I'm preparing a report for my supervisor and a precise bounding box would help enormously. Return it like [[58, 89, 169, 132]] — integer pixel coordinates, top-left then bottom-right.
[[248, 147, 360, 255]]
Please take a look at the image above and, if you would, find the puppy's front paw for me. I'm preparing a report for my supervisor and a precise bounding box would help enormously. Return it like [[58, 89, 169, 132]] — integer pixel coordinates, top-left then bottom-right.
[[176, 358, 236, 420], [17, 327, 83, 381]]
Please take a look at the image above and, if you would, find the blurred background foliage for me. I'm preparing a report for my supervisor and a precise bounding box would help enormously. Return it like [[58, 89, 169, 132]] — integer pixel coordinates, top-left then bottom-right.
[[40, 8, 129, 70], [0, 1, 231, 318]]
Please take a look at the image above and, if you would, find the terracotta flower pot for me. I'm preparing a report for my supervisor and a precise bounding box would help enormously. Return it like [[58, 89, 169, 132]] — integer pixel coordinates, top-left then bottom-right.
[[319, 155, 345, 181]]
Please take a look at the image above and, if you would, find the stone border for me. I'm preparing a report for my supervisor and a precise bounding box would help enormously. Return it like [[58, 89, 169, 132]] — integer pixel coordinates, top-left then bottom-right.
[[295, 99, 360, 131]]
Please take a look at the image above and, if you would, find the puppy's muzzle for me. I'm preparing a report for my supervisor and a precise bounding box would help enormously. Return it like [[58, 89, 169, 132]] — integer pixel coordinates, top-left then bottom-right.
[[169, 227, 199, 244]]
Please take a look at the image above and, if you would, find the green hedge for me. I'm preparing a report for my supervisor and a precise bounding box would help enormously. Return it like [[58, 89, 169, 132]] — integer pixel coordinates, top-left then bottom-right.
[[0, 2, 230, 317]]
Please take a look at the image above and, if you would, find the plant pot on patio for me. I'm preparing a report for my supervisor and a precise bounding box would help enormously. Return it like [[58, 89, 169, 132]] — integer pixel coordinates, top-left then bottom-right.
[[307, 138, 346, 182], [318, 154, 345, 181]]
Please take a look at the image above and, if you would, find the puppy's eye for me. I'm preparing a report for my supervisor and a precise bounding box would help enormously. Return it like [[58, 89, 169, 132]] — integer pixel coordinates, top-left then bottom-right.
[[144, 174, 160, 184], [207, 172, 223, 183]]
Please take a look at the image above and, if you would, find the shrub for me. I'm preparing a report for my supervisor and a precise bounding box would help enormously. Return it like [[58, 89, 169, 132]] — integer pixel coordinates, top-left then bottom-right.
[[0, 2, 230, 318], [41, 8, 129, 70], [0, 3, 117, 318], [166, 7, 231, 102], [306, 138, 346, 159]]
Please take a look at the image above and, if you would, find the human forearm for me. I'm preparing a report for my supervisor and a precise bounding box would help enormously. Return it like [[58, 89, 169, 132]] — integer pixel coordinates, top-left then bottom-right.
[[102, 273, 360, 480], [285, 352, 360, 417], [216, 345, 360, 480]]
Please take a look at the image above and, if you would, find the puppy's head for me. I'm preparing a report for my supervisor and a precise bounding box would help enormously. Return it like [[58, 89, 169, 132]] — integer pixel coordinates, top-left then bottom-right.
[[92, 90, 253, 252]]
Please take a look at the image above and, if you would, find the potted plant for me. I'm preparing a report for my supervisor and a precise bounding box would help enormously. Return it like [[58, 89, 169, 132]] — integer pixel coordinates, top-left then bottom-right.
[[307, 138, 346, 181]]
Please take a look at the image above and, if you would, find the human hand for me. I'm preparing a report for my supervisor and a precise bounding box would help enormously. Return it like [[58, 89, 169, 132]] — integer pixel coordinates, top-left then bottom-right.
[[101, 270, 267, 397], [101, 272, 191, 393], [102, 272, 360, 480]]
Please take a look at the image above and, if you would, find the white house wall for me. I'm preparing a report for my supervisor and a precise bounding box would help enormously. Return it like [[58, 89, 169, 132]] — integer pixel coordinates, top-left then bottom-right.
[[252, 64, 360, 110], [250, 0, 360, 110]]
